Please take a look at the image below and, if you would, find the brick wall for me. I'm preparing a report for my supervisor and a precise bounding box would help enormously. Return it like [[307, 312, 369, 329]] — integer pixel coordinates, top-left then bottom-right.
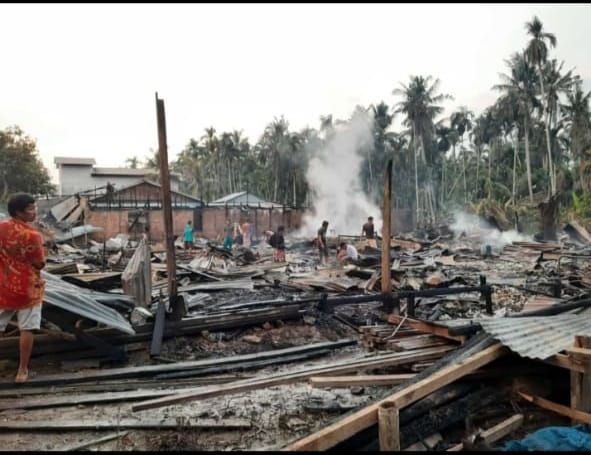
[[87, 207, 305, 242]]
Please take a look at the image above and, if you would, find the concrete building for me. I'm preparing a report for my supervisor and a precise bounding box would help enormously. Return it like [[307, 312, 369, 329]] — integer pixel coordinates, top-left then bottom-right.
[[54, 157, 180, 196]]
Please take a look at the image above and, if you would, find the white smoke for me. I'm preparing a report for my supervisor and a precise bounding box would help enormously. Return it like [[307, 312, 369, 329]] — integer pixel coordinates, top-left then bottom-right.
[[450, 210, 531, 249], [298, 114, 383, 237]]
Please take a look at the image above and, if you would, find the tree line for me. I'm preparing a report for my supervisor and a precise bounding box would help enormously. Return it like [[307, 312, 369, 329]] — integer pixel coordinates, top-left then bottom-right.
[[129, 16, 590, 223]]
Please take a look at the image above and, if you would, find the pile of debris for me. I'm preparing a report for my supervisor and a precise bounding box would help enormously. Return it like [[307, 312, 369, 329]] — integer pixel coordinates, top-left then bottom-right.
[[2, 212, 591, 451]]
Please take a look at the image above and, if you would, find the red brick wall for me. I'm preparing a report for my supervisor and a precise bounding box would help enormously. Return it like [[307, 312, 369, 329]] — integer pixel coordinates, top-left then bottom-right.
[[88, 208, 306, 242], [199, 208, 305, 239], [87, 209, 193, 242]]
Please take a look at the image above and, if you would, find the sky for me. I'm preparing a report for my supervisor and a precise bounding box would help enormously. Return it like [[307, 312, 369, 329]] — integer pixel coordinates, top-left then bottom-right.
[[1, 3, 590, 184]]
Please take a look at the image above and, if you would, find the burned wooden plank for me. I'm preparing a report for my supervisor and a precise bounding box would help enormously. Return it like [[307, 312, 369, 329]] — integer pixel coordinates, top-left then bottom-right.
[[283, 342, 506, 451], [131, 345, 455, 412], [0, 418, 251, 431], [150, 298, 166, 357], [518, 391, 591, 424], [0, 339, 356, 388], [447, 414, 524, 451], [309, 375, 415, 388], [58, 431, 130, 451], [387, 315, 466, 343]]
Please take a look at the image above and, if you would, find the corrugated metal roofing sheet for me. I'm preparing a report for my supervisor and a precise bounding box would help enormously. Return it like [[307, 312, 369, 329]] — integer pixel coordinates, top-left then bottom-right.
[[43, 272, 135, 335], [478, 315, 591, 359]]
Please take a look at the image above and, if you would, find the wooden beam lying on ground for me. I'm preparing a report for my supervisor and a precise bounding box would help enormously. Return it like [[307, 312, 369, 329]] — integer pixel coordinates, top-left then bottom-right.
[[0, 418, 251, 431], [0, 339, 355, 388], [132, 345, 455, 412], [283, 342, 507, 451], [447, 414, 524, 451], [518, 391, 591, 424], [387, 315, 466, 343], [59, 431, 130, 451], [0, 389, 176, 411], [309, 374, 416, 388]]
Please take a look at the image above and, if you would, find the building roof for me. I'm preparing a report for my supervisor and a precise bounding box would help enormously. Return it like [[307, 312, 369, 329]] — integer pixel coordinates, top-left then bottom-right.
[[54, 157, 96, 166], [90, 179, 203, 207], [210, 191, 283, 208], [91, 167, 154, 177]]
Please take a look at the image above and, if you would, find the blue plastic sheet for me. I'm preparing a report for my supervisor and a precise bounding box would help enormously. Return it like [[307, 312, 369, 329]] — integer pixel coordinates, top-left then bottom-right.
[[504, 425, 591, 451]]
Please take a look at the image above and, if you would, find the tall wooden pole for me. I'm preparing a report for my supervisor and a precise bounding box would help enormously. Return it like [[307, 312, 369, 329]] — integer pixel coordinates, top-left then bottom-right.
[[155, 93, 183, 321], [382, 160, 395, 312]]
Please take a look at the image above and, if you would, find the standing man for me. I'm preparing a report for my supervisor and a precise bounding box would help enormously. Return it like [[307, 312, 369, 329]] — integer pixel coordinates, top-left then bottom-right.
[[183, 220, 193, 250], [223, 219, 234, 251], [269, 226, 286, 262], [317, 220, 329, 265], [0, 194, 46, 383], [362, 216, 377, 248]]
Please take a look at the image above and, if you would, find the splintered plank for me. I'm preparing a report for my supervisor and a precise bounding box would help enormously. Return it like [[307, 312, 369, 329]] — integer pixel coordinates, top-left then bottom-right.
[[309, 374, 415, 388], [283, 343, 507, 451], [447, 414, 524, 451], [0, 419, 251, 431], [388, 315, 466, 343], [132, 346, 455, 412]]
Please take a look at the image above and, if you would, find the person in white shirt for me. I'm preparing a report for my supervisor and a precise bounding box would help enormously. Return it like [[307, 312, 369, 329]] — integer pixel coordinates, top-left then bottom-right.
[[337, 242, 358, 265]]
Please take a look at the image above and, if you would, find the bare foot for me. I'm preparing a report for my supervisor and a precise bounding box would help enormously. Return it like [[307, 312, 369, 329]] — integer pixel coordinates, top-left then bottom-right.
[[15, 370, 28, 383]]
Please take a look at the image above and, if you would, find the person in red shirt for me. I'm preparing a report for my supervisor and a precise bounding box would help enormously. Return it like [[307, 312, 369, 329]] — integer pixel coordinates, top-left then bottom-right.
[[0, 194, 46, 383]]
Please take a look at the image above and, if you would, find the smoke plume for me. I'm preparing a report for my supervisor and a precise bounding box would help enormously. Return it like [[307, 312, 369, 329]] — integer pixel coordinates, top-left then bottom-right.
[[299, 114, 382, 237], [450, 211, 531, 249]]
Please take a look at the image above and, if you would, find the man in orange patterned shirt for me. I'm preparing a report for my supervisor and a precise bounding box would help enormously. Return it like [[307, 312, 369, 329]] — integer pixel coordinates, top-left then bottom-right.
[[0, 194, 46, 383]]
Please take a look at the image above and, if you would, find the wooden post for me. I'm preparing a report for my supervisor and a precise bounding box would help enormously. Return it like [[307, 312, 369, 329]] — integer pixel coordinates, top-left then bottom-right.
[[382, 160, 395, 313], [571, 335, 591, 421], [155, 93, 183, 321], [378, 401, 400, 451]]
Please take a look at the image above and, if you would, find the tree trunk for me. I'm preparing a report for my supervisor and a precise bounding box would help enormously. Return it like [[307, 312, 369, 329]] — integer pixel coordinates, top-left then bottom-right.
[[538, 66, 556, 195], [462, 149, 467, 204], [487, 143, 493, 200], [413, 125, 420, 227], [476, 146, 481, 198], [512, 132, 518, 205], [293, 171, 297, 207], [524, 115, 534, 203]]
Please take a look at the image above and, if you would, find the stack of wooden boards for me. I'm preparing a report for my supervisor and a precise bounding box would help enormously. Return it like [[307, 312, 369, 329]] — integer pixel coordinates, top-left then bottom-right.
[[360, 324, 457, 352]]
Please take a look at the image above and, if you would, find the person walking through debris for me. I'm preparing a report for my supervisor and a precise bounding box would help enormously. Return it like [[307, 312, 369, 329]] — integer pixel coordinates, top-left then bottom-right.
[[361, 216, 377, 248], [223, 219, 234, 251], [0, 194, 46, 383], [269, 226, 286, 262], [242, 219, 252, 248], [183, 220, 193, 250], [317, 220, 329, 265], [337, 241, 359, 265]]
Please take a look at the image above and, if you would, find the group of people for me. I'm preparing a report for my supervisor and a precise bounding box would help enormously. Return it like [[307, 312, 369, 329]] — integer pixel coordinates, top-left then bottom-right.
[[183, 219, 254, 252], [316, 216, 375, 266], [184, 215, 376, 266]]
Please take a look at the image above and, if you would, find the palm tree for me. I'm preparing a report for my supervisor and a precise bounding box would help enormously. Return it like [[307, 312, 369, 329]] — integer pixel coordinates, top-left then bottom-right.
[[562, 83, 591, 190], [450, 107, 474, 203], [525, 16, 557, 194], [494, 52, 539, 202], [394, 75, 452, 223]]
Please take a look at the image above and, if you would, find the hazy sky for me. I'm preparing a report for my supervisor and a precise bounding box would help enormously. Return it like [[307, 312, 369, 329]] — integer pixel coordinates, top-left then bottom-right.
[[1, 3, 590, 183]]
